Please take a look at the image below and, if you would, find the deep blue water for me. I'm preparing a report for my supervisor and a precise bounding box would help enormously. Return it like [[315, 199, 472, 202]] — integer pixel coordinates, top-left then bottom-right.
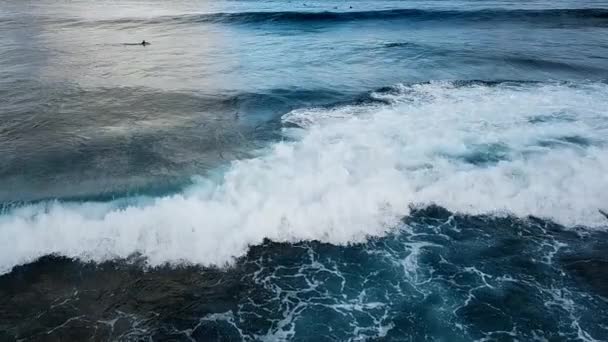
[[1, 0, 608, 341]]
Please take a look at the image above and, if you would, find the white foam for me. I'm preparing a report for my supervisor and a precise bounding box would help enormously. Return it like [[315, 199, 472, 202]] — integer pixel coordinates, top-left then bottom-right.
[[2, 81, 608, 274]]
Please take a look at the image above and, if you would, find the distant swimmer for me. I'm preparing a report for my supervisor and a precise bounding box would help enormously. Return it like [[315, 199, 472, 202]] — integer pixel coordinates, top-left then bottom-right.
[[123, 40, 151, 46]]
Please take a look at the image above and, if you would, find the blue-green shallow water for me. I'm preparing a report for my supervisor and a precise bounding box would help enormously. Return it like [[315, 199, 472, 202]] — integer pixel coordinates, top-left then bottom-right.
[[1, 0, 608, 341]]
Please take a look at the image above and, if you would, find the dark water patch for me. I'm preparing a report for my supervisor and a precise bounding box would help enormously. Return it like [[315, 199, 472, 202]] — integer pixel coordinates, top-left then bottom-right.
[[461, 143, 512, 166], [499, 55, 608, 74], [562, 258, 608, 297], [449, 79, 542, 87], [559, 225, 608, 297], [381, 41, 428, 49], [536, 135, 593, 149], [590, 54, 608, 60], [2, 207, 608, 341], [434, 142, 512, 167], [528, 111, 577, 124], [381, 79, 543, 91], [383, 41, 415, 48]]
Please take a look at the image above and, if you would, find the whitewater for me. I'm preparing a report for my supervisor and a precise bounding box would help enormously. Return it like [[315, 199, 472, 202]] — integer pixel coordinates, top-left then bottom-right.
[[2, 81, 607, 275]]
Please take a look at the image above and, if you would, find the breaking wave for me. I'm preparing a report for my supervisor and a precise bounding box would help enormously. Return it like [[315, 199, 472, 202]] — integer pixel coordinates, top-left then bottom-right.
[[1, 80, 608, 274]]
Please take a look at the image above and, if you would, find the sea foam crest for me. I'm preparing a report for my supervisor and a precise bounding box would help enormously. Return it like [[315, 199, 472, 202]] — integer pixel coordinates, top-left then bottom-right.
[[1, 81, 608, 274]]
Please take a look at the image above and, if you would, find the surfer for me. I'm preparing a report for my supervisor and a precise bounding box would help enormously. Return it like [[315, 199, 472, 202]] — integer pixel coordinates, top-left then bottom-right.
[[123, 40, 150, 46]]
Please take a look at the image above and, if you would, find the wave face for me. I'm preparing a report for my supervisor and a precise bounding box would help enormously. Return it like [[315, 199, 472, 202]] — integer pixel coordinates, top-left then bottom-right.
[[17, 8, 608, 28], [174, 8, 608, 25], [1, 81, 608, 275]]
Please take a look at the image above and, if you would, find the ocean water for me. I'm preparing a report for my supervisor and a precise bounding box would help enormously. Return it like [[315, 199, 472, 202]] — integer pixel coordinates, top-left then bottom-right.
[[1, 0, 608, 341]]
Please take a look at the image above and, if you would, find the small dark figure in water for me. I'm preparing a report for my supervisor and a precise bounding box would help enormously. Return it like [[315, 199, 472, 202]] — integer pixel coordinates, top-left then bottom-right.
[[141, 40, 149, 46]]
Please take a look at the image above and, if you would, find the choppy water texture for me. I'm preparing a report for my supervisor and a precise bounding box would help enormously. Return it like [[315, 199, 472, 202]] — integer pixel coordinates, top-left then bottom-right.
[[1, 0, 608, 341]]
